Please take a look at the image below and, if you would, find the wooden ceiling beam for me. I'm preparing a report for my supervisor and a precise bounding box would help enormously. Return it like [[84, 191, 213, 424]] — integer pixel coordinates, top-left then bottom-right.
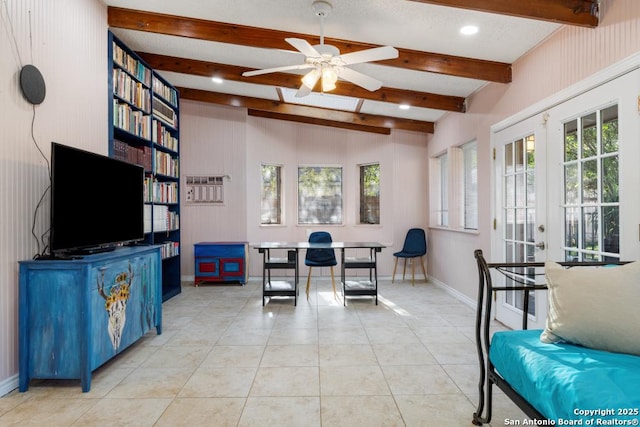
[[177, 87, 435, 134], [139, 53, 466, 113], [407, 0, 598, 28], [108, 7, 511, 83]]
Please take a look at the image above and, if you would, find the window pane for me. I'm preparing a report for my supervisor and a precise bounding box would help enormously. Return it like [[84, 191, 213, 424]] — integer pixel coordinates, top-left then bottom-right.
[[359, 163, 380, 224], [505, 143, 513, 173], [463, 142, 478, 229], [440, 154, 449, 226], [298, 166, 343, 224], [261, 164, 282, 224]]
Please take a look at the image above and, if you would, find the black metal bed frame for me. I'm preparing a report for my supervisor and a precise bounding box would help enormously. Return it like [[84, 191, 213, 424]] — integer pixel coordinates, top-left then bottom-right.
[[471, 249, 627, 425]]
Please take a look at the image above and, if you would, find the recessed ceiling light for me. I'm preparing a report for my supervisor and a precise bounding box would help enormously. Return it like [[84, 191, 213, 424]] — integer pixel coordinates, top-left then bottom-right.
[[460, 25, 479, 35], [399, 104, 411, 110], [211, 76, 223, 84]]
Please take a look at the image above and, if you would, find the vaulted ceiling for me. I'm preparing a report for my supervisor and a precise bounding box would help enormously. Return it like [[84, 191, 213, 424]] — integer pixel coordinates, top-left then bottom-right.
[[104, 0, 598, 134]]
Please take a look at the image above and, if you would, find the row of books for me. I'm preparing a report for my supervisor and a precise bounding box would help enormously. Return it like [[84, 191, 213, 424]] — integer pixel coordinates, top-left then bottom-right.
[[155, 150, 179, 178], [152, 119, 179, 152], [144, 179, 178, 204], [112, 41, 151, 86], [152, 97, 178, 129], [112, 140, 152, 170], [113, 68, 151, 112], [152, 76, 178, 107], [144, 205, 180, 233], [160, 241, 180, 259], [113, 100, 152, 139]]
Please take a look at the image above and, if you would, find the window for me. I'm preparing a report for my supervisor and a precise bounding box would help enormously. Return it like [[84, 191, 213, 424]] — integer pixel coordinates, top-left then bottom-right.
[[563, 105, 619, 261], [462, 141, 478, 229], [359, 163, 380, 224], [261, 164, 282, 225], [430, 153, 449, 227], [298, 166, 343, 224]]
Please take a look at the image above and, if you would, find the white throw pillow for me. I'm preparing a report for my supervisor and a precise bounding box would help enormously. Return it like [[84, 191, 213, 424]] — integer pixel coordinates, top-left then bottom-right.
[[541, 261, 640, 356]]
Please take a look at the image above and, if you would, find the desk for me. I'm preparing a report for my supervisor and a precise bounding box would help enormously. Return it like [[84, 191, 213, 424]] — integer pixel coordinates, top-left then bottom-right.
[[252, 242, 385, 306]]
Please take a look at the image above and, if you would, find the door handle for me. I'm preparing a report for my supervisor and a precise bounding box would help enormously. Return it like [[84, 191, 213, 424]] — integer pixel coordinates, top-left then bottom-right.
[[535, 241, 546, 250]]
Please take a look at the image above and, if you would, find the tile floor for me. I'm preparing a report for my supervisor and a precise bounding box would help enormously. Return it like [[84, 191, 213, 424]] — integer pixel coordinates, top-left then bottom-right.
[[0, 278, 526, 426]]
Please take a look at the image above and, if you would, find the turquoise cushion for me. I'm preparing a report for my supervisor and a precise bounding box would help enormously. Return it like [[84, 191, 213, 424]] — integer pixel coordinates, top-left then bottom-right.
[[490, 329, 640, 422]]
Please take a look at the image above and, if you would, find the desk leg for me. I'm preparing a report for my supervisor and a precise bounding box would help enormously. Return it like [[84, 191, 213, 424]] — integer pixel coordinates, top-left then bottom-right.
[[341, 248, 346, 306]]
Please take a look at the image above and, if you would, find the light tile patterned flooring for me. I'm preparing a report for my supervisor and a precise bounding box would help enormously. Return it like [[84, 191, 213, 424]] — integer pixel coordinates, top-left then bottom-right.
[[0, 278, 526, 426]]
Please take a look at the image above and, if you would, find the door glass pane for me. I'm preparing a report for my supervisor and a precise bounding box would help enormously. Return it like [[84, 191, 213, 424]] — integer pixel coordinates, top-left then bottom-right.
[[515, 208, 525, 241], [564, 120, 578, 161], [505, 175, 515, 207], [601, 156, 618, 203], [505, 143, 514, 173], [526, 135, 535, 169], [601, 105, 618, 154], [526, 209, 536, 242], [515, 139, 524, 172], [582, 206, 598, 252], [581, 112, 597, 158], [564, 164, 579, 204], [602, 206, 619, 255], [526, 171, 535, 206], [565, 207, 579, 248], [581, 159, 597, 203], [505, 209, 514, 240]]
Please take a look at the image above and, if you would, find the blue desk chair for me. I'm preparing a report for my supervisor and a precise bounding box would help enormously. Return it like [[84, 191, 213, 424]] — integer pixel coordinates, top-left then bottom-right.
[[305, 231, 337, 299], [392, 228, 427, 284]]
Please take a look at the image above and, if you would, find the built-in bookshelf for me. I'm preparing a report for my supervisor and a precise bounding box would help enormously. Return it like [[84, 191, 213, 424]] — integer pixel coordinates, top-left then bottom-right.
[[108, 31, 181, 301]]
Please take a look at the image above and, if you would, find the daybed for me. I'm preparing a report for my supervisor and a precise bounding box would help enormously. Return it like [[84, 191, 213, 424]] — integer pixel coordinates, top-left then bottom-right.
[[472, 249, 640, 425]]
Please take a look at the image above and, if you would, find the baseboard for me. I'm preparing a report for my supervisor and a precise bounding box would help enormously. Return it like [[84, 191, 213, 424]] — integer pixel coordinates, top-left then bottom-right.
[[0, 373, 18, 397], [428, 275, 476, 310]]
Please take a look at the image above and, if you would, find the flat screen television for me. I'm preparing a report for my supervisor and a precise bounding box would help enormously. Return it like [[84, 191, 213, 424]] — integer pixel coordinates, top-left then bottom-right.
[[49, 142, 145, 256]]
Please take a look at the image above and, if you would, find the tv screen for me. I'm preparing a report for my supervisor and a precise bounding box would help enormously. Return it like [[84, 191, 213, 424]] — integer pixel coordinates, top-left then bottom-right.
[[50, 142, 144, 255]]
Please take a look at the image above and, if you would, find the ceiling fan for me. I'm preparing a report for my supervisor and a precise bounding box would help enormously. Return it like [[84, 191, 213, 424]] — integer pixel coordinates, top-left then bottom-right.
[[242, 0, 399, 97]]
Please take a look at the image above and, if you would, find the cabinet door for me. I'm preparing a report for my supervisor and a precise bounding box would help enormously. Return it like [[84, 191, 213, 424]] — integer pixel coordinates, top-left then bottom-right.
[[90, 253, 159, 369]]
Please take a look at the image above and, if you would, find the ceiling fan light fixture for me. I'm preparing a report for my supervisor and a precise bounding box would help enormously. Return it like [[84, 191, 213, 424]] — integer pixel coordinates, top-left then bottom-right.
[[302, 69, 321, 89], [321, 67, 338, 92]]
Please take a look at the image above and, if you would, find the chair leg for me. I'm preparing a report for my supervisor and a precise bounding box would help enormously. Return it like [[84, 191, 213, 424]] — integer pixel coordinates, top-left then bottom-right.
[[330, 266, 336, 298], [411, 257, 416, 285], [306, 267, 313, 299], [392, 257, 398, 283], [420, 256, 427, 282], [402, 258, 407, 280]]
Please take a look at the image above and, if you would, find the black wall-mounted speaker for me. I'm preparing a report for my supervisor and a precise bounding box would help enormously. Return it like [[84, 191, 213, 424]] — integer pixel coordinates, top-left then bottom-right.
[[20, 64, 46, 105]]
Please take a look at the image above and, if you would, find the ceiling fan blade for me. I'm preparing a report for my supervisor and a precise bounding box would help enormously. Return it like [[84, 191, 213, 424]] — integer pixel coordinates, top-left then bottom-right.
[[242, 63, 314, 77], [338, 45, 399, 65], [337, 67, 383, 91], [285, 38, 321, 58], [295, 69, 321, 97]]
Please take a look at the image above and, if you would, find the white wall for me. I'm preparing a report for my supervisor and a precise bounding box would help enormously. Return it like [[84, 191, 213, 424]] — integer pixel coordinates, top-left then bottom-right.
[[0, 0, 107, 395], [426, 0, 640, 302]]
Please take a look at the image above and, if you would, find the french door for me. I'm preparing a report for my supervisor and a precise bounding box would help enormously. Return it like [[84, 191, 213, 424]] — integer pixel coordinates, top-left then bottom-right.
[[492, 67, 640, 330], [493, 116, 548, 330]]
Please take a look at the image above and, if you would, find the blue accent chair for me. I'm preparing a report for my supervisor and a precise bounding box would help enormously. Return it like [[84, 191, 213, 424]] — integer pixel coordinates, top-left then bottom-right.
[[392, 228, 427, 284], [305, 231, 337, 299]]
